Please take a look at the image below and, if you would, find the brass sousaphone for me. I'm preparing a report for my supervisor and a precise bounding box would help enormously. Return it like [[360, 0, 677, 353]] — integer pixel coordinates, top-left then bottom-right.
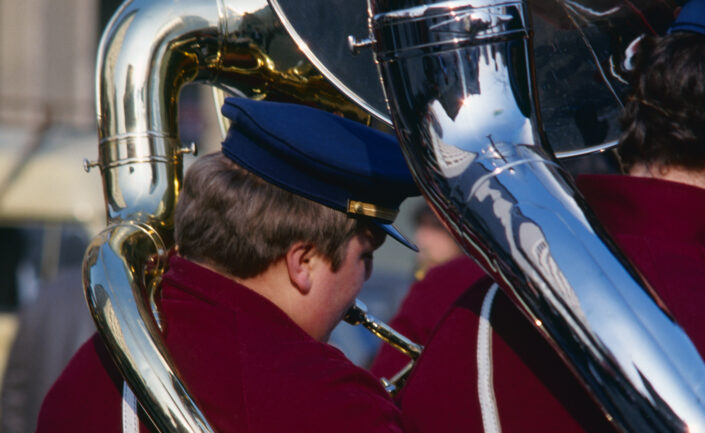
[[85, 0, 705, 432]]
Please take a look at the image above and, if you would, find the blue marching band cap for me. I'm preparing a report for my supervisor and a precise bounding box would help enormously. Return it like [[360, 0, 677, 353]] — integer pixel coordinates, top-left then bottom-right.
[[668, 0, 705, 34], [220, 97, 420, 251]]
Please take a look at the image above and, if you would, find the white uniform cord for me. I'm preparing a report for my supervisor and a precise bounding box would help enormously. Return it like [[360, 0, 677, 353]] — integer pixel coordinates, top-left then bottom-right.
[[477, 283, 502, 433], [122, 381, 139, 433]]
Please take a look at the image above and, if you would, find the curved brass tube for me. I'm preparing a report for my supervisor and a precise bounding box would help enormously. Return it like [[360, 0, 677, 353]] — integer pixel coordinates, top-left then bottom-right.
[[84, 223, 214, 432], [344, 300, 423, 395], [89, 1, 220, 430]]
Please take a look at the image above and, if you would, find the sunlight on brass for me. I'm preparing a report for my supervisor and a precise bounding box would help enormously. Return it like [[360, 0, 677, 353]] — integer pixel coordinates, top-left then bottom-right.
[[347, 200, 398, 222], [344, 299, 422, 396]]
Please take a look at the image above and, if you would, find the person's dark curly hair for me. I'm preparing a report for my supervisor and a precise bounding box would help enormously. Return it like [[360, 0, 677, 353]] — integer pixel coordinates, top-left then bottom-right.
[[619, 32, 705, 172]]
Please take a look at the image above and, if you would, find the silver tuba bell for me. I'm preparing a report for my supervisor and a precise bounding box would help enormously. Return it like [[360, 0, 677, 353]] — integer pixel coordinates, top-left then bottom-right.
[[359, 0, 705, 431]]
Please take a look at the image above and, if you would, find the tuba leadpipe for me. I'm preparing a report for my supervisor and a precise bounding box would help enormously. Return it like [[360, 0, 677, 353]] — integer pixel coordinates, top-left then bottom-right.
[[363, 0, 705, 431], [86, 0, 422, 431], [344, 299, 423, 395]]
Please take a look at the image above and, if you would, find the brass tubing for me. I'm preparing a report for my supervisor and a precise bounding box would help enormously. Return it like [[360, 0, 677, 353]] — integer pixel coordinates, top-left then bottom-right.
[[344, 300, 423, 359]]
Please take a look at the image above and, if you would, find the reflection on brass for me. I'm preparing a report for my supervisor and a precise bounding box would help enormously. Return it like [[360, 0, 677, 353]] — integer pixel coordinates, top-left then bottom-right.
[[218, 42, 372, 124], [346, 200, 398, 222], [344, 300, 422, 359], [366, 0, 705, 431], [344, 300, 422, 396]]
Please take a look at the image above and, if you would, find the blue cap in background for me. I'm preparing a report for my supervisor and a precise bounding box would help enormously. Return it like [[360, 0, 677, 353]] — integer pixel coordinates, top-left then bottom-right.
[[220, 97, 420, 251], [668, 0, 705, 34]]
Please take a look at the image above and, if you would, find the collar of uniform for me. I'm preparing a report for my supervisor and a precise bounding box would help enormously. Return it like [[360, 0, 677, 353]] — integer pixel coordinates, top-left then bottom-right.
[[161, 255, 313, 341], [577, 174, 705, 246]]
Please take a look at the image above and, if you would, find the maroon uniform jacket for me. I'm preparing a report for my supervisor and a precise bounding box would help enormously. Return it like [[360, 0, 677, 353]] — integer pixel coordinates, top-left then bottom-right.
[[37, 256, 402, 433], [369, 255, 486, 379], [390, 174, 705, 432]]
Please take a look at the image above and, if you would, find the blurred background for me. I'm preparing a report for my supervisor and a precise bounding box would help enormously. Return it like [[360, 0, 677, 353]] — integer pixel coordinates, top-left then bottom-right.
[[0, 2, 127, 431], [0, 1, 423, 431]]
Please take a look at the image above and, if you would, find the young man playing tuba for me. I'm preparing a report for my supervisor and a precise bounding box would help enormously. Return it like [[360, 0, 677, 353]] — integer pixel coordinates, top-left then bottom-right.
[[37, 98, 418, 432]]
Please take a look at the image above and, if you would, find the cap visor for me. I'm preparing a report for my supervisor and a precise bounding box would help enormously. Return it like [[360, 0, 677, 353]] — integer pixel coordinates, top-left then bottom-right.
[[377, 223, 418, 252]]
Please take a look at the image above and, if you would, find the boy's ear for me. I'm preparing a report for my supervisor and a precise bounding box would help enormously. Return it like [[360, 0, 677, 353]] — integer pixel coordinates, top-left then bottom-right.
[[285, 242, 316, 294]]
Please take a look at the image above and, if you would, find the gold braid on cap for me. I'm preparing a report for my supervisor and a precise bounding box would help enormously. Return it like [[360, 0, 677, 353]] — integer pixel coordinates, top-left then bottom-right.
[[347, 200, 398, 222]]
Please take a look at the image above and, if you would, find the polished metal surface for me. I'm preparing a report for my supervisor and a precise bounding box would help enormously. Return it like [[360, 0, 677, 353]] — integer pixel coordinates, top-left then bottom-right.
[[90, 0, 232, 429], [84, 223, 213, 432], [269, 0, 675, 158], [345, 300, 423, 359], [344, 300, 423, 396], [89, 0, 417, 431], [380, 359, 415, 395], [366, 0, 705, 431], [268, 0, 389, 123]]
